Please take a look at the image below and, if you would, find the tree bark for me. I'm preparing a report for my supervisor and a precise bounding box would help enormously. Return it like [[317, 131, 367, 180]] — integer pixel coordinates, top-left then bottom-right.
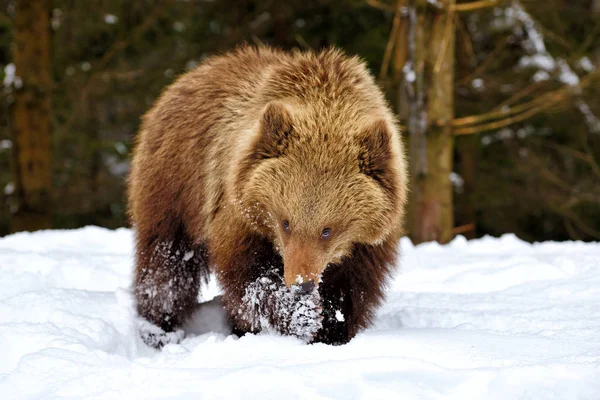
[[10, 0, 52, 232], [405, 4, 455, 244]]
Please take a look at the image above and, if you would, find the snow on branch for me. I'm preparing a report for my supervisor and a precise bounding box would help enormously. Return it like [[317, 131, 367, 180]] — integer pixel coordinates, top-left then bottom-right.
[[451, 0, 600, 135]]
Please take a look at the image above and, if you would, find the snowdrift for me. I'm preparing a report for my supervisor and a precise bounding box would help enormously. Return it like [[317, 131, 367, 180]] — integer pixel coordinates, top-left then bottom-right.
[[1, 227, 599, 399]]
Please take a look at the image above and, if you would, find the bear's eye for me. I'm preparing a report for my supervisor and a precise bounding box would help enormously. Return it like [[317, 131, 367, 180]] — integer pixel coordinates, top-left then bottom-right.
[[320, 228, 331, 240], [282, 220, 291, 233]]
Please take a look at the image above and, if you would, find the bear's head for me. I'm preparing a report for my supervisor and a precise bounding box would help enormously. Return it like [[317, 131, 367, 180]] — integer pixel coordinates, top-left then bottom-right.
[[236, 101, 406, 288]]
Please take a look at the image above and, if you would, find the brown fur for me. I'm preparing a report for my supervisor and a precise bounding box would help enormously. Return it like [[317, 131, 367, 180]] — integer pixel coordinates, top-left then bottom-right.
[[129, 46, 408, 345]]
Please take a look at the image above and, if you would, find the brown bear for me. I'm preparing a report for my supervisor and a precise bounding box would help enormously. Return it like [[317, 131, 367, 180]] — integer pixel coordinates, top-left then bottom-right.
[[128, 46, 407, 347]]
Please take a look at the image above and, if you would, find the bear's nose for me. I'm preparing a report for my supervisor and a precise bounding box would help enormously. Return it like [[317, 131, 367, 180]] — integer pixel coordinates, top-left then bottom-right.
[[299, 280, 315, 294]]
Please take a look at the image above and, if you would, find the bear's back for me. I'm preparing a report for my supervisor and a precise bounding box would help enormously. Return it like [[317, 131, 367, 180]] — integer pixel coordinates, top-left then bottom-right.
[[129, 46, 402, 242]]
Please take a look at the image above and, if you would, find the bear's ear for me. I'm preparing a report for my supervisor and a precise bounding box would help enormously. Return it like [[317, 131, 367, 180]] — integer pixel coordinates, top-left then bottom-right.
[[254, 102, 294, 159], [357, 120, 395, 194]]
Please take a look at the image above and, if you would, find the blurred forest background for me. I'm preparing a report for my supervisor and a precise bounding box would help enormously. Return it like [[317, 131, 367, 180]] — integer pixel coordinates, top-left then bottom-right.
[[0, 0, 599, 243]]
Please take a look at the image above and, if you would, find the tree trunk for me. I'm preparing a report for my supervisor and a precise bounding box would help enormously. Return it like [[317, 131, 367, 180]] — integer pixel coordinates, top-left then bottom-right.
[[455, 134, 477, 239], [593, 0, 600, 70], [405, 3, 455, 244], [10, 0, 52, 232]]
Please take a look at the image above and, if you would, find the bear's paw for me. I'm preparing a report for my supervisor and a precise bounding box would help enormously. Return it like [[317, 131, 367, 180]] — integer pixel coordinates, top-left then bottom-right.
[[138, 320, 185, 348], [240, 273, 322, 342]]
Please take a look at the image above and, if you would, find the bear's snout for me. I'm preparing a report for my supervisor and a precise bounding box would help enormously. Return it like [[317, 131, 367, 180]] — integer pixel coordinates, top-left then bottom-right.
[[283, 239, 324, 288]]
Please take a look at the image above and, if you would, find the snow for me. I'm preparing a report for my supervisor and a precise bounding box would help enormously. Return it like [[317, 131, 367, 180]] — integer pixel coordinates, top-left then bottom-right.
[[557, 59, 580, 86], [103, 14, 118, 25], [449, 172, 465, 192], [532, 70, 550, 82], [3, 63, 22, 89], [518, 54, 555, 72], [498, 1, 600, 133], [1, 227, 600, 399], [577, 57, 595, 73], [403, 65, 416, 83], [173, 21, 186, 33], [471, 78, 484, 91], [3, 63, 15, 87], [3, 182, 14, 195], [0, 139, 11, 150], [512, 2, 546, 54], [576, 100, 600, 134], [506, 2, 591, 87]]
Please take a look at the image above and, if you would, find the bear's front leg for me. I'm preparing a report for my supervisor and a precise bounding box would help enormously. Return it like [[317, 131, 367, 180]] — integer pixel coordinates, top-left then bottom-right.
[[134, 227, 210, 347], [239, 271, 322, 342], [315, 240, 398, 345], [214, 231, 322, 342]]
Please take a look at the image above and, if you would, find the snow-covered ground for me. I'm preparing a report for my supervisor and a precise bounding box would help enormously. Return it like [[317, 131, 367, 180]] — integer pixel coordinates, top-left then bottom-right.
[[1, 227, 599, 399]]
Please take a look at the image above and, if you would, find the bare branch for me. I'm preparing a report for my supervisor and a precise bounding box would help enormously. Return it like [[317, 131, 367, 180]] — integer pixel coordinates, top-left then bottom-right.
[[452, 69, 600, 134], [451, 0, 504, 12], [434, 0, 456, 75], [452, 223, 475, 235], [379, 0, 403, 80], [294, 34, 313, 50], [497, 80, 546, 109], [551, 206, 600, 239], [457, 36, 508, 86], [366, 0, 396, 12], [455, 16, 476, 66], [65, 1, 173, 131], [573, 17, 600, 58]]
